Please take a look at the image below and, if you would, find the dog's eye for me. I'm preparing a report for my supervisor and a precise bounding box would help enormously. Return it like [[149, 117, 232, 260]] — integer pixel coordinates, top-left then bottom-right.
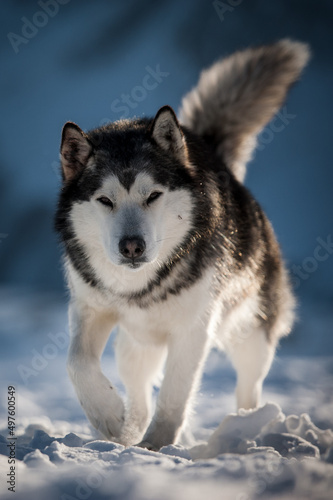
[[147, 191, 162, 205], [97, 196, 114, 209]]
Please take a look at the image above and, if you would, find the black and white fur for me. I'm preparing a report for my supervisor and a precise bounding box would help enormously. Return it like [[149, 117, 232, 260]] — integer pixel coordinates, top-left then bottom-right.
[[55, 40, 309, 451]]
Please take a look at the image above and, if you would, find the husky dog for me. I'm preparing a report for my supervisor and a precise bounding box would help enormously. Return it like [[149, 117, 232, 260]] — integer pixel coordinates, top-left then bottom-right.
[[55, 40, 309, 451]]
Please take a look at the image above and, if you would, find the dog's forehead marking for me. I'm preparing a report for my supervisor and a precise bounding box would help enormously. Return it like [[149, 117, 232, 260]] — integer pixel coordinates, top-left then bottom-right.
[[121, 169, 137, 192], [99, 172, 160, 199]]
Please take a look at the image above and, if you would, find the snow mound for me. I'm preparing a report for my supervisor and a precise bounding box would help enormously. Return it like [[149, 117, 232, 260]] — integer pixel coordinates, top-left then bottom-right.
[[190, 402, 333, 461], [1, 403, 333, 500]]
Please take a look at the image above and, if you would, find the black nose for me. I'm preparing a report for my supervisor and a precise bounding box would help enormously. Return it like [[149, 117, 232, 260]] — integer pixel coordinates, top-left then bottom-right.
[[119, 237, 146, 260]]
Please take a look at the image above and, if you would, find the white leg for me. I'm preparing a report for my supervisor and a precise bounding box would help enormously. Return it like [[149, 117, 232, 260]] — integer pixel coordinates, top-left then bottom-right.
[[138, 327, 210, 450], [227, 328, 276, 410], [67, 302, 125, 439], [115, 329, 166, 446]]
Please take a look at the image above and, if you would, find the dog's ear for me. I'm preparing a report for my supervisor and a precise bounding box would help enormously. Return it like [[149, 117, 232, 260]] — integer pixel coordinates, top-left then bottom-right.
[[150, 106, 188, 163], [60, 122, 93, 182]]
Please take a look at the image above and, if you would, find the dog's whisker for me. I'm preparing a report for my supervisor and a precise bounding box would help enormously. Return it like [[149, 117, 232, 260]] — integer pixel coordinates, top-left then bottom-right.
[[155, 236, 180, 243]]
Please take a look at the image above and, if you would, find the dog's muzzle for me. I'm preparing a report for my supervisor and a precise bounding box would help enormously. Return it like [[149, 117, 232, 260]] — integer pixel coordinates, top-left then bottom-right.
[[119, 236, 146, 267]]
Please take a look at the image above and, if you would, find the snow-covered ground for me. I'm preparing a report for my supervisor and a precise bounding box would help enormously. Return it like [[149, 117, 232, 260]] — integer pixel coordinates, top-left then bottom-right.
[[0, 289, 332, 499], [1, 4, 333, 497]]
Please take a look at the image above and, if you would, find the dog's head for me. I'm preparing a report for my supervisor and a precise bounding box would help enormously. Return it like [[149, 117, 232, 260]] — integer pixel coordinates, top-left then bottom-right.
[[56, 106, 202, 287]]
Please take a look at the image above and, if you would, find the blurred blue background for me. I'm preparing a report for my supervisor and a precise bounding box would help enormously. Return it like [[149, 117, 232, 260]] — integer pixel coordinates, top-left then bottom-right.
[[1, 0, 332, 352]]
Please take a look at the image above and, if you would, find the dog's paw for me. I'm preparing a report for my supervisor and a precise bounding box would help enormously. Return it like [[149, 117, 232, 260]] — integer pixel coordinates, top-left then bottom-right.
[[136, 420, 177, 451], [74, 372, 125, 440], [91, 406, 125, 441], [135, 440, 160, 452], [115, 425, 146, 447]]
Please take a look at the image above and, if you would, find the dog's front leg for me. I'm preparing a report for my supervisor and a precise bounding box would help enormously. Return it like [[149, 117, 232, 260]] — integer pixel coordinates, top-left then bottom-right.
[[137, 326, 210, 451], [67, 301, 124, 440], [114, 328, 167, 446]]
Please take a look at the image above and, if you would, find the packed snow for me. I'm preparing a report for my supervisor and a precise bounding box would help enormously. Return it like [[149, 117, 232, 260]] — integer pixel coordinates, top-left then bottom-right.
[[0, 291, 333, 499], [1, 401, 333, 500]]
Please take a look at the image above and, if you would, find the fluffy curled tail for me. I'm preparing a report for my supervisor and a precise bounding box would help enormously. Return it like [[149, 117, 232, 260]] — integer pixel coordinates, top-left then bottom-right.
[[179, 39, 310, 182]]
